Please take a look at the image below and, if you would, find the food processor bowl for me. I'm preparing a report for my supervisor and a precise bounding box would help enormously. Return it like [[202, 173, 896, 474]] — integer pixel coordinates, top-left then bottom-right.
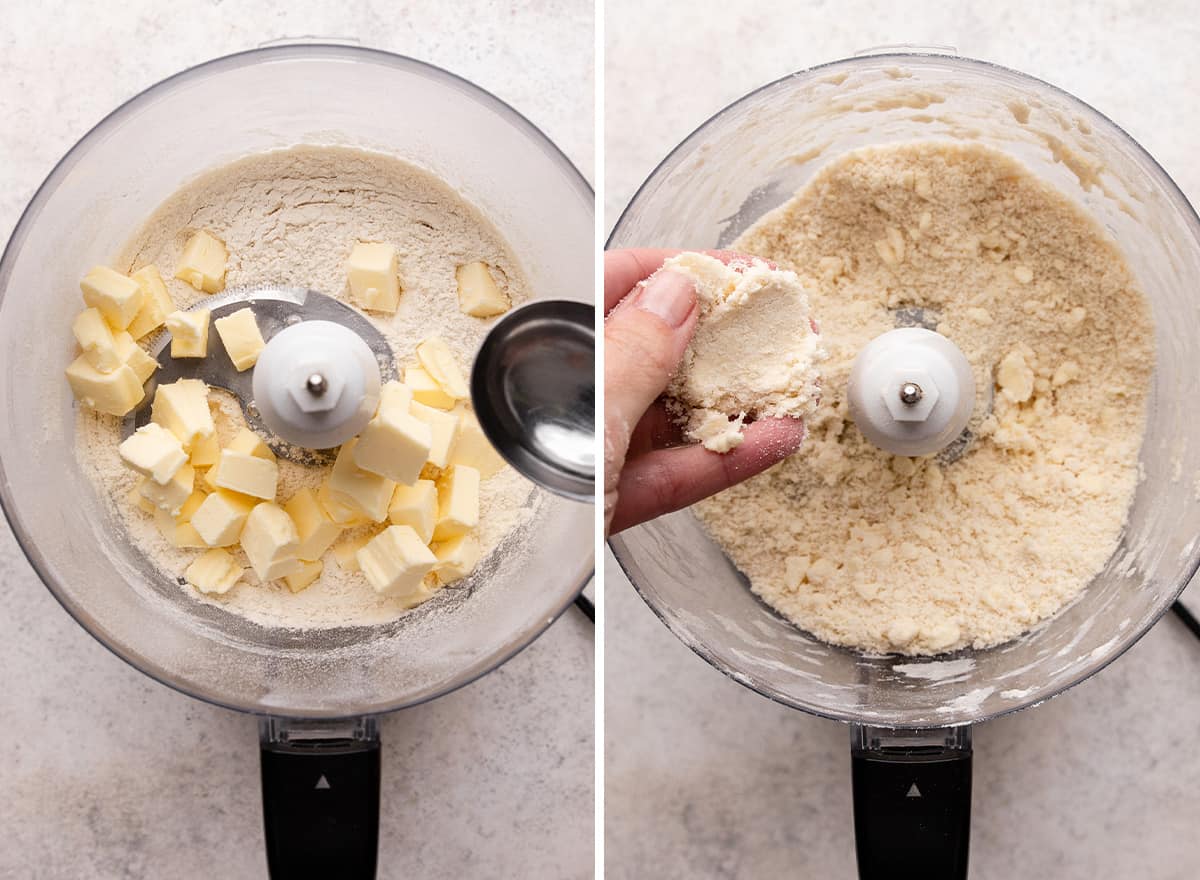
[[0, 45, 593, 876], [608, 51, 1200, 878]]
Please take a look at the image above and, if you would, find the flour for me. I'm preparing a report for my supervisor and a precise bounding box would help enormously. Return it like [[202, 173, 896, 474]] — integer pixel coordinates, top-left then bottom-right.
[[694, 142, 1153, 656], [662, 253, 824, 451], [76, 146, 539, 629]]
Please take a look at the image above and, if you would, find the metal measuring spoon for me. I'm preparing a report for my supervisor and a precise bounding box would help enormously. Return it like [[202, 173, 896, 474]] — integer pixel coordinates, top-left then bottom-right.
[[471, 300, 594, 502]]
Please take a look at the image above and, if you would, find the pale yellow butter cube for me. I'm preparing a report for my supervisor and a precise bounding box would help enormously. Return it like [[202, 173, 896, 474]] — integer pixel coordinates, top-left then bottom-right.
[[73, 308, 121, 372], [170, 521, 207, 549], [284, 560, 324, 594], [416, 337, 469, 399], [151, 379, 214, 449], [404, 365, 456, 410], [326, 439, 395, 523], [449, 409, 507, 478], [185, 548, 243, 595], [332, 533, 374, 571], [396, 577, 440, 610], [80, 265, 143, 329], [346, 241, 400, 312], [211, 449, 277, 500], [228, 427, 276, 462], [433, 465, 479, 541], [118, 423, 188, 484], [356, 525, 437, 595], [239, 502, 302, 581], [388, 480, 437, 544], [189, 433, 221, 468], [455, 261, 509, 318], [113, 332, 159, 384], [65, 356, 144, 416], [318, 482, 372, 527], [139, 463, 195, 516], [284, 488, 343, 562], [353, 397, 432, 486], [434, 533, 481, 584], [191, 489, 257, 547], [126, 265, 174, 340], [178, 489, 207, 523], [410, 402, 460, 468], [165, 309, 211, 359], [214, 308, 265, 371], [127, 482, 160, 517], [379, 380, 413, 412], [175, 230, 227, 293]]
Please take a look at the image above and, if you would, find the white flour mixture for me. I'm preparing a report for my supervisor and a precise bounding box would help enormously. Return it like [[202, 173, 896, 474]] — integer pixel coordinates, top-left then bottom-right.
[[77, 146, 539, 628], [695, 141, 1153, 656]]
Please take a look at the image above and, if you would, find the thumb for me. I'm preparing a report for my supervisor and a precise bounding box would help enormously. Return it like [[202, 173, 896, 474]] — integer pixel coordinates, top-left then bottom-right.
[[603, 269, 698, 519]]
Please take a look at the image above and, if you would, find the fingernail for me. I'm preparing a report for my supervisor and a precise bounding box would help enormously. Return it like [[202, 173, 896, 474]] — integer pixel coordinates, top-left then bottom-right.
[[635, 270, 696, 328]]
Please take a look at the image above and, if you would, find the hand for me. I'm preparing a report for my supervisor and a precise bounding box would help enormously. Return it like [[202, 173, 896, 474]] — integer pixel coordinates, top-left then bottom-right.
[[603, 248, 807, 535]]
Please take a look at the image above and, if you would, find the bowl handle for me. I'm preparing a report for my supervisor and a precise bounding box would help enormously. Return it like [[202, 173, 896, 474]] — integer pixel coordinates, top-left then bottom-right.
[[850, 724, 972, 880], [259, 715, 381, 878]]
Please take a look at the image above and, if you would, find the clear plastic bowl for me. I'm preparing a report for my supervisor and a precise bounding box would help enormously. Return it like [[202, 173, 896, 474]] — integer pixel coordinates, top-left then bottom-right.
[[609, 52, 1200, 727], [0, 45, 594, 717]]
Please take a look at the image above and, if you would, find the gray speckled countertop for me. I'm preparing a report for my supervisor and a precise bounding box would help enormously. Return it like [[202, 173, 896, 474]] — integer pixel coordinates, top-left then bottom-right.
[[605, 1, 1200, 877], [0, 2, 593, 878]]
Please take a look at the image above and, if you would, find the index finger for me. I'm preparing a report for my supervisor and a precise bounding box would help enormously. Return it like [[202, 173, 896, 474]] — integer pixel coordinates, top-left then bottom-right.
[[604, 248, 772, 314]]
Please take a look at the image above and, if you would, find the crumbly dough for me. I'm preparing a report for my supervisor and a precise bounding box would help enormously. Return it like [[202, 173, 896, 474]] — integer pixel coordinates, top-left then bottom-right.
[[77, 146, 538, 629], [694, 142, 1153, 656], [663, 253, 825, 452]]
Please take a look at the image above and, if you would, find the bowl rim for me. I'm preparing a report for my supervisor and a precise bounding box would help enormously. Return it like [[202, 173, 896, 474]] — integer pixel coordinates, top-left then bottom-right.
[[607, 50, 1200, 729], [0, 43, 595, 719]]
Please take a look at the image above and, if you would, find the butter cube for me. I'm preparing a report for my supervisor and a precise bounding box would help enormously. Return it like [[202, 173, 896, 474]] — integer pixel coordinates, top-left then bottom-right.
[[185, 548, 243, 595], [416, 337, 469, 400], [165, 309, 211, 359], [356, 525, 437, 595], [178, 489, 207, 523], [139, 463, 195, 516], [449, 409, 507, 478], [80, 265, 143, 329], [332, 533, 374, 571], [410, 402, 460, 468], [214, 308, 265, 371], [434, 533, 481, 584], [173, 523, 208, 548], [118, 423, 188, 484], [455, 261, 510, 318], [379, 379, 413, 412], [175, 230, 227, 293], [346, 241, 400, 312], [284, 488, 343, 561], [404, 365, 456, 410], [127, 482, 160, 517], [433, 465, 479, 541], [318, 482, 372, 527], [189, 432, 220, 468], [353, 395, 432, 486], [65, 356, 144, 416], [211, 449, 277, 500], [151, 379, 214, 449], [228, 427, 276, 462], [191, 489, 257, 547], [73, 308, 121, 372], [112, 331, 158, 383], [326, 439, 395, 522], [396, 578, 440, 610], [388, 480, 437, 543], [239, 503, 302, 581], [284, 560, 323, 594], [126, 265, 174, 340]]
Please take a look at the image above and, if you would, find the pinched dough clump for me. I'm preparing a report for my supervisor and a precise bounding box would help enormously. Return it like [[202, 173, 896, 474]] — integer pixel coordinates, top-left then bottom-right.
[[662, 253, 825, 452], [694, 142, 1153, 656]]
